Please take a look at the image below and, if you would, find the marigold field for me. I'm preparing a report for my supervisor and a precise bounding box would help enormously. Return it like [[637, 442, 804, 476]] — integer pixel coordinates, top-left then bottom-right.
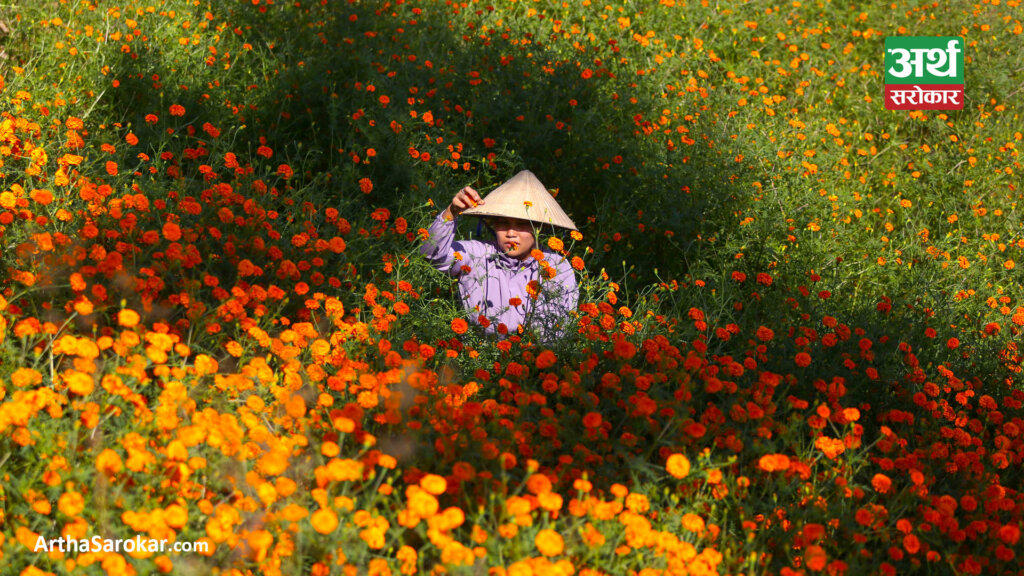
[[1, 0, 1023, 575]]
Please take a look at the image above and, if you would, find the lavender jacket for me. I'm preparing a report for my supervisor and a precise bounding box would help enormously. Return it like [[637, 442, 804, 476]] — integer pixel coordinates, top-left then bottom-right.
[[420, 211, 579, 342]]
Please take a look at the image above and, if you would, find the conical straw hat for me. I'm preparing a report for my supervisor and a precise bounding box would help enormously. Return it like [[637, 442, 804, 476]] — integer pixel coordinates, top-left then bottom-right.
[[460, 170, 577, 231]]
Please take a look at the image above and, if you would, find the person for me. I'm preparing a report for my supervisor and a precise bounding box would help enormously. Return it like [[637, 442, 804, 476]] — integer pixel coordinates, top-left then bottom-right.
[[419, 170, 579, 343]]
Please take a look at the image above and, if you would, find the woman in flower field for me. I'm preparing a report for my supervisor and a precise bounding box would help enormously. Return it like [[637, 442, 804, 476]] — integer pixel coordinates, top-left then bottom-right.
[[420, 170, 579, 342]]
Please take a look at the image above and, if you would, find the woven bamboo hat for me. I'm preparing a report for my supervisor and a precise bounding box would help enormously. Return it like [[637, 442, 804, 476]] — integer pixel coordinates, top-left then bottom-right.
[[460, 170, 577, 231]]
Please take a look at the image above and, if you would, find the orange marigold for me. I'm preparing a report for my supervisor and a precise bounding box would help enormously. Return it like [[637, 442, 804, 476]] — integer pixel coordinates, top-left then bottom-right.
[[535, 529, 564, 557], [162, 222, 182, 241], [757, 454, 790, 472], [420, 474, 447, 496], [871, 473, 892, 494], [451, 318, 468, 335], [814, 436, 846, 460], [311, 508, 338, 534], [666, 453, 691, 479]]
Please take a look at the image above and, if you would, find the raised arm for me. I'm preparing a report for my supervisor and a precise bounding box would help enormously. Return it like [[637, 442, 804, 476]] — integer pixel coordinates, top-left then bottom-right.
[[419, 186, 486, 275]]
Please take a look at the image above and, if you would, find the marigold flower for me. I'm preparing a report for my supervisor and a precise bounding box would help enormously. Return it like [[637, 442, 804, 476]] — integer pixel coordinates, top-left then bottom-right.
[[451, 318, 468, 335], [666, 453, 691, 479], [903, 533, 920, 555], [757, 454, 790, 472], [118, 309, 141, 328], [420, 474, 447, 495], [96, 449, 123, 477], [164, 504, 188, 529], [871, 473, 892, 493], [535, 529, 564, 557], [795, 352, 812, 367], [169, 104, 186, 116], [359, 177, 373, 194], [681, 513, 705, 534], [58, 491, 85, 517], [535, 350, 556, 369], [803, 523, 825, 542], [64, 371, 94, 395], [583, 412, 603, 429], [162, 221, 182, 241], [613, 337, 636, 360], [225, 340, 243, 357], [311, 508, 338, 534], [804, 545, 827, 571], [815, 436, 846, 460], [526, 474, 553, 495]]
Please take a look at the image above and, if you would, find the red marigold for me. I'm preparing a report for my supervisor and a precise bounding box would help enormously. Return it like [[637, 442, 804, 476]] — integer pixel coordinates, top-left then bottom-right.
[[535, 350, 556, 369], [582, 412, 603, 429], [871, 473, 892, 493]]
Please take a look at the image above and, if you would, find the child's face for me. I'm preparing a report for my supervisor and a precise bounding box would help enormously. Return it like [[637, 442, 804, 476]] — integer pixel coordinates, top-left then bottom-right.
[[488, 217, 536, 260]]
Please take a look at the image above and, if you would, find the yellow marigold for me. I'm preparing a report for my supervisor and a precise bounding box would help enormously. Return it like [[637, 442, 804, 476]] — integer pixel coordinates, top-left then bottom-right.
[[625, 493, 650, 513], [118, 309, 141, 328], [11, 368, 42, 388], [535, 529, 565, 557], [311, 508, 339, 534], [96, 449, 123, 477], [280, 504, 309, 522], [506, 496, 532, 517], [407, 486, 439, 519], [327, 458, 364, 482], [666, 453, 691, 479], [440, 541, 475, 566], [538, 492, 563, 512], [57, 491, 85, 517], [193, 354, 219, 376], [420, 474, 447, 495], [63, 371, 94, 396], [258, 447, 290, 477], [164, 504, 188, 529], [397, 545, 418, 574], [681, 513, 705, 534]]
